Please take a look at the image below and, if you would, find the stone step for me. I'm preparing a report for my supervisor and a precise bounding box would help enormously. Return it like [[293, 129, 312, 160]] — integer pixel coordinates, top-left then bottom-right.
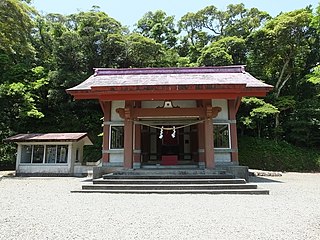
[[108, 169, 227, 176], [83, 183, 257, 190], [93, 178, 246, 185], [71, 189, 269, 195], [102, 174, 234, 179]]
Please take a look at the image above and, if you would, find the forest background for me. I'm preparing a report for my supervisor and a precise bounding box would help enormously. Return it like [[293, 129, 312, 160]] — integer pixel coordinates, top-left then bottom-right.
[[1, 0, 320, 171]]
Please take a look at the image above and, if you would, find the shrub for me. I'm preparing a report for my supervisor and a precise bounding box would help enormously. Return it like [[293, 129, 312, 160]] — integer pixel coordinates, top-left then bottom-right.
[[239, 136, 320, 172]]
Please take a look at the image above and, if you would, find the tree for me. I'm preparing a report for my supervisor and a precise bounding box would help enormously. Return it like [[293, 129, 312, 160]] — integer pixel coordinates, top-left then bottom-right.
[[0, 0, 36, 62], [196, 4, 270, 39], [124, 33, 165, 67], [248, 9, 313, 98], [247, 9, 314, 131], [178, 4, 268, 63], [238, 98, 279, 138], [284, 65, 320, 147], [135, 10, 179, 48], [197, 46, 233, 66], [178, 12, 210, 62]]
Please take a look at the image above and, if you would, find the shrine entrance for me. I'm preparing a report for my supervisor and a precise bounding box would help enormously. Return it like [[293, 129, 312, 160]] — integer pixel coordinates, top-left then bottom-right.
[[140, 122, 199, 166]]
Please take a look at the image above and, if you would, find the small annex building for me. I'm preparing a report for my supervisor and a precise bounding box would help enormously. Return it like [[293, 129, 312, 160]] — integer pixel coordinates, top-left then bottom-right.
[[67, 66, 272, 176], [5, 133, 93, 176]]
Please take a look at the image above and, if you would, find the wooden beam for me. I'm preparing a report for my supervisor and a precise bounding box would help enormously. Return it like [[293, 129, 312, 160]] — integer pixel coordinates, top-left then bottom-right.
[[116, 106, 221, 119]]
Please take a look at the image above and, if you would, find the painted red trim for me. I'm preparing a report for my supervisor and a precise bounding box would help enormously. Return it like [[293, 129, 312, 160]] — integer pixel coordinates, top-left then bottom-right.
[[91, 84, 246, 91], [69, 87, 270, 101]]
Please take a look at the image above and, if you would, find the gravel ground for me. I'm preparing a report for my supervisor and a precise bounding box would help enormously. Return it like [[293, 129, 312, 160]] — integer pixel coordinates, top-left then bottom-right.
[[0, 172, 319, 240]]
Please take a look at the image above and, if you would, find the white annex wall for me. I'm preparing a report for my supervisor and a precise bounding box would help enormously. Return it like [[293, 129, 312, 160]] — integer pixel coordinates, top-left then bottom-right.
[[111, 100, 125, 121], [15, 139, 93, 175], [16, 142, 72, 174], [212, 99, 229, 120]]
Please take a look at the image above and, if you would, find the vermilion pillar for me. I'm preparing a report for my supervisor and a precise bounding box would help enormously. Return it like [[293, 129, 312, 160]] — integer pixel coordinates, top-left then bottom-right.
[[203, 100, 215, 169], [197, 121, 205, 168], [123, 101, 134, 169], [196, 101, 205, 168], [100, 101, 111, 164], [204, 117, 215, 169], [134, 101, 141, 168], [228, 99, 239, 163]]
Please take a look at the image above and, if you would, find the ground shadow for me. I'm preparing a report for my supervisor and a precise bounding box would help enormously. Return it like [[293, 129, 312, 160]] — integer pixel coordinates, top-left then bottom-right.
[[249, 176, 283, 183], [79, 178, 93, 182]]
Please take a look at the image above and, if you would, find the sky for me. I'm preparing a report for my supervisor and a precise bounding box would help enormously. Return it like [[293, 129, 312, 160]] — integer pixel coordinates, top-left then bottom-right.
[[31, 0, 320, 28]]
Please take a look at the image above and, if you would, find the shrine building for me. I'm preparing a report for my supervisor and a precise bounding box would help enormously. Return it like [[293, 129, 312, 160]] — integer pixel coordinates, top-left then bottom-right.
[[67, 66, 272, 173]]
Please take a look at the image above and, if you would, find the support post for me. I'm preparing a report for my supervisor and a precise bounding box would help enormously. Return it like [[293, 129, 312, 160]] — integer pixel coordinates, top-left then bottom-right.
[[123, 101, 134, 169], [203, 100, 215, 169], [100, 101, 111, 164], [228, 99, 239, 163], [134, 101, 141, 168], [197, 121, 205, 168], [204, 117, 215, 169]]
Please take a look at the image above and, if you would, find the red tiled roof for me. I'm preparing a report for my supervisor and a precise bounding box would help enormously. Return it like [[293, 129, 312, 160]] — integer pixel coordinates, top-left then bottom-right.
[[67, 66, 273, 91], [4, 133, 92, 144]]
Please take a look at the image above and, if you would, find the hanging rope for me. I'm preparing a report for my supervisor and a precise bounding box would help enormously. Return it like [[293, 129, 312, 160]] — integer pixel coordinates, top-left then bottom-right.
[[132, 119, 205, 139], [171, 126, 176, 138], [159, 126, 164, 139], [132, 119, 205, 130]]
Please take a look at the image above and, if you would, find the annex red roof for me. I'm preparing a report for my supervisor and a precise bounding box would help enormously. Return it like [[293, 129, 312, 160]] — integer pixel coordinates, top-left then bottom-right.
[[67, 66, 273, 100], [5, 133, 93, 145]]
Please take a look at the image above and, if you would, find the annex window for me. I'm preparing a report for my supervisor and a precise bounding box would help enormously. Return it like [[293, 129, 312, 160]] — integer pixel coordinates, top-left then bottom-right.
[[57, 145, 68, 163], [20, 144, 69, 164], [110, 125, 124, 149], [45, 145, 57, 163], [32, 145, 44, 163], [213, 124, 230, 149], [21, 145, 32, 163]]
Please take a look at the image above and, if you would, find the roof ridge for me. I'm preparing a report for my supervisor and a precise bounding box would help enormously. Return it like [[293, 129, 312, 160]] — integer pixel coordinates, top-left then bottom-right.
[[94, 66, 246, 76]]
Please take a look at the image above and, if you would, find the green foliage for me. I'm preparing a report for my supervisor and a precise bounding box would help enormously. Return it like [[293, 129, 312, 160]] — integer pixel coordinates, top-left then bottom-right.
[[306, 65, 320, 85], [197, 36, 247, 66], [239, 137, 320, 172], [197, 46, 233, 66], [247, 9, 314, 98], [0, 0, 36, 61], [285, 98, 320, 147], [238, 98, 279, 138], [135, 10, 179, 48], [124, 33, 165, 67]]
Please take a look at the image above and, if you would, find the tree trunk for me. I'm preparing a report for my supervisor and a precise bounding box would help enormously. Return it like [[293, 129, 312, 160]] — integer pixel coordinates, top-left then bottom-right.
[[275, 112, 280, 128]]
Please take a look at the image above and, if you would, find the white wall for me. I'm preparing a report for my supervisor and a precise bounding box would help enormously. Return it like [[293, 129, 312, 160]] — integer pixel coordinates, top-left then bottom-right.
[[212, 99, 229, 120], [17, 165, 71, 174], [215, 153, 231, 163], [111, 100, 125, 121], [109, 152, 124, 163], [109, 100, 125, 162]]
